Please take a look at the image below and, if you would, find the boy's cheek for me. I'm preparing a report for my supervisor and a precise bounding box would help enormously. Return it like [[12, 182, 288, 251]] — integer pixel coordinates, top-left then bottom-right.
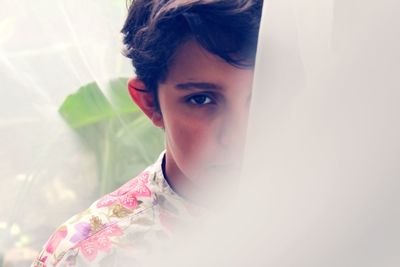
[[171, 122, 216, 163], [174, 124, 213, 157]]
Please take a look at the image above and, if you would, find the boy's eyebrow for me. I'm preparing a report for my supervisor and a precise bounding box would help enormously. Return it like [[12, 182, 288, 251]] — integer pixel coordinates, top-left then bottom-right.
[[175, 82, 223, 91]]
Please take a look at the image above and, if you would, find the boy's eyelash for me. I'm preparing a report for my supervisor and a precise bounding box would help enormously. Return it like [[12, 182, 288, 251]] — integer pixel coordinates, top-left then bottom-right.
[[185, 93, 217, 105]]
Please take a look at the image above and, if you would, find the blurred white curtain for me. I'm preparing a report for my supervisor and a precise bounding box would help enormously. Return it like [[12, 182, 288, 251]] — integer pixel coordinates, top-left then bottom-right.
[[0, 0, 132, 266], [243, 0, 400, 266]]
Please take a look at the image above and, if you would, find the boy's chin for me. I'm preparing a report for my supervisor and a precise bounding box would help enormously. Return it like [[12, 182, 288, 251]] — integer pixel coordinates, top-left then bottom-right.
[[188, 170, 241, 210], [189, 166, 242, 193]]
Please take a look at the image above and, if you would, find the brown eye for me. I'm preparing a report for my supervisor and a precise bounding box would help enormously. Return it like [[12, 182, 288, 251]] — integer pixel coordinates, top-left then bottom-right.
[[188, 95, 213, 105]]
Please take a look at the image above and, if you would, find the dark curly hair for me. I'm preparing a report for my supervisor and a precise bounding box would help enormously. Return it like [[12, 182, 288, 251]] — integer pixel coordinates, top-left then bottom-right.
[[121, 0, 263, 109]]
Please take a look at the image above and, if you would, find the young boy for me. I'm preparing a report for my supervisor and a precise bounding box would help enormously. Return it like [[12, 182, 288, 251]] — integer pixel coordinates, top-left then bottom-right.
[[32, 0, 263, 266]]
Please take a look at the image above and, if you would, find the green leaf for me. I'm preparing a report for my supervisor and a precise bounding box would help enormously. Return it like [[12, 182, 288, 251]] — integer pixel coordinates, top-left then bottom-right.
[[58, 78, 164, 195], [108, 78, 140, 115], [59, 82, 115, 128]]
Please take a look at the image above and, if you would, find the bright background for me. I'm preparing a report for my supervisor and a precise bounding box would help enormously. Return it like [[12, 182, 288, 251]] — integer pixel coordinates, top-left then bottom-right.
[[0, 1, 163, 266]]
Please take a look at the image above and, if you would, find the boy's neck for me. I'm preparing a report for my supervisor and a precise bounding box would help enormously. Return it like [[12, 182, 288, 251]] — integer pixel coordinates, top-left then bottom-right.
[[162, 150, 198, 202], [162, 150, 239, 209]]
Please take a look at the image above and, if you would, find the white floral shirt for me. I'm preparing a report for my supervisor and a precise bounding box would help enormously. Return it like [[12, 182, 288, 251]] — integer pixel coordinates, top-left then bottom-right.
[[31, 152, 200, 266]]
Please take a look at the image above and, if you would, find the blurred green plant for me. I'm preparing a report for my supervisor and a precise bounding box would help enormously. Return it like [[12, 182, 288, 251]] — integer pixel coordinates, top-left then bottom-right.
[[59, 78, 164, 195]]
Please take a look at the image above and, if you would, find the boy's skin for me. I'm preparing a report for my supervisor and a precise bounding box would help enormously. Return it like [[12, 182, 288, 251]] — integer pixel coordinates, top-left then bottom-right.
[[129, 39, 254, 202]]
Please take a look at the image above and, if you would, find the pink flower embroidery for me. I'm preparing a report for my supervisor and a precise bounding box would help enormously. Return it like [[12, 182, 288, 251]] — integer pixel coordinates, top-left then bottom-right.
[[33, 256, 47, 267], [75, 224, 123, 262], [45, 226, 68, 254], [96, 171, 151, 210], [70, 222, 91, 243]]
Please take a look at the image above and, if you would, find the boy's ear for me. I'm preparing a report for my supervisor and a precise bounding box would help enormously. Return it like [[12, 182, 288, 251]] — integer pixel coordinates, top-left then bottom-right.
[[128, 78, 164, 128]]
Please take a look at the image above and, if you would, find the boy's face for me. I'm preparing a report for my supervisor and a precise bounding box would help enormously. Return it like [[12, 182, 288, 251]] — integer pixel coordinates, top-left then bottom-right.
[[157, 40, 254, 188]]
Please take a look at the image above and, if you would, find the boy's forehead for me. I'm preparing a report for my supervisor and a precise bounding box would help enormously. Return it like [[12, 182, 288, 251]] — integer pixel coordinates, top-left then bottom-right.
[[165, 40, 253, 88]]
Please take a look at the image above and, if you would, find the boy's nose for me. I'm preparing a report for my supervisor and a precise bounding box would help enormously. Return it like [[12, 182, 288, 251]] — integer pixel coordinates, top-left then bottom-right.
[[218, 107, 249, 151]]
